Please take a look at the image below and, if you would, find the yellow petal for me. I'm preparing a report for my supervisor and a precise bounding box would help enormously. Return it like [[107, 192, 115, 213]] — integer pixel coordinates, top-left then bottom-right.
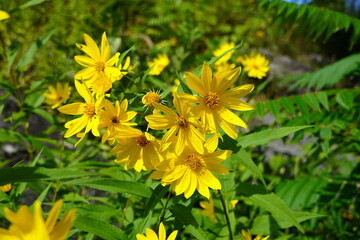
[[222, 84, 254, 98], [0, 10, 10, 21], [45, 200, 63, 233], [105, 53, 120, 67], [100, 32, 111, 62], [217, 107, 247, 128], [83, 33, 101, 60], [64, 116, 88, 138], [184, 72, 206, 96], [58, 103, 84, 115], [158, 222, 166, 240], [74, 67, 97, 81], [75, 80, 92, 103], [201, 170, 221, 189], [74, 55, 96, 67], [201, 62, 213, 93], [222, 97, 254, 111], [152, 102, 178, 118]]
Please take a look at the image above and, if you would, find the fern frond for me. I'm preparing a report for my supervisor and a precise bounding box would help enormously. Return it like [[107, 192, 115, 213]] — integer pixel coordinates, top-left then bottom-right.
[[258, 0, 360, 49], [290, 53, 360, 90]]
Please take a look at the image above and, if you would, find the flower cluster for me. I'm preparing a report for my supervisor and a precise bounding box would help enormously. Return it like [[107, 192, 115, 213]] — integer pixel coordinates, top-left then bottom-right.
[[58, 32, 254, 200]]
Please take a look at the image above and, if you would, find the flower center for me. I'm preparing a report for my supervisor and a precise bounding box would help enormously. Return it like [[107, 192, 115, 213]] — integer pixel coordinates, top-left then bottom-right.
[[95, 61, 105, 72], [176, 117, 188, 129], [112, 117, 120, 125], [83, 103, 95, 117], [142, 92, 161, 107], [136, 135, 150, 147], [184, 154, 204, 172], [204, 92, 220, 109]]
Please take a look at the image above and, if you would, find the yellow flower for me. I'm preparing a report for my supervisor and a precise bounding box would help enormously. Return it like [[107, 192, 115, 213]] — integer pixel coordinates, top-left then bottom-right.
[[111, 131, 163, 172], [171, 79, 180, 95], [113, 56, 136, 81], [98, 99, 138, 143], [0, 200, 76, 240], [237, 53, 269, 79], [43, 83, 71, 109], [213, 42, 235, 65], [58, 81, 103, 146], [180, 62, 254, 139], [142, 90, 162, 108], [214, 62, 236, 75], [150, 136, 231, 199], [136, 222, 178, 240], [90, 72, 112, 96], [200, 197, 217, 222], [147, 54, 170, 75], [241, 229, 270, 240], [0, 10, 10, 21], [0, 184, 11, 192], [145, 94, 204, 155], [74, 32, 120, 82], [231, 199, 239, 209]]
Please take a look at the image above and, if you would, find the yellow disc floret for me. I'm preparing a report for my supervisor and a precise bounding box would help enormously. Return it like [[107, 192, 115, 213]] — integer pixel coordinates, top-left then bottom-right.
[[142, 91, 161, 107], [204, 92, 220, 109]]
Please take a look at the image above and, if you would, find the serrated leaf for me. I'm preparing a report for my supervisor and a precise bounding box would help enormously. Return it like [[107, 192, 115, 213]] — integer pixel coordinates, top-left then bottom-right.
[[17, 30, 55, 72], [316, 92, 329, 111], [235, 149, 267, 188], [170, 204, 209, 240], [247, 193, 304, 233], [62, 178, 152, 198], [0, 167, 93, 185], [74, 215, 127, 240], [237, 126, 312, 148]]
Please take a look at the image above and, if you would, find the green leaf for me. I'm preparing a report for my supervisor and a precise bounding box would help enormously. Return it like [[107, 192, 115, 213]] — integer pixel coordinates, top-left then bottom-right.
[[235, 149, 267, 189], [19, 0, 45, 9], [17, 30, 56, 72], [279, 96, 296, 115], [246, 193, 304, 233], [170, 204, 209, 240], [237, 126, 312, 148], [0, 167, 93, 185], [316, 92, 329, 111], [251, 212, 326, 235], [74, 215, 127, 240], [62, 178, 152, 198], [177, 71, 193, 94], [305, 93, 322, 112], [268, 100, 281, 117]]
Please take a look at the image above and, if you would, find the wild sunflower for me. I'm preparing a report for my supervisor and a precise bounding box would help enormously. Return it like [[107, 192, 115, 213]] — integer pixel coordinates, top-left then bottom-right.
[[145, 94, 204, 155], [241, 229, 270, 240], [150, 136, 231, 199], [74, 32, 120, 82], [111, 131, 163, 172], [43, 82, 71, 109], [237, 53, 269, 79], [113, 56, 136, 81], [98, 99, 138, 143], [0, 200, 76, 240], [0, 184, 11, 192], [179, 62, 254, 139], [147, 54, 170, 76], [58, 81, 103, 146], [136, 222, 178, 240]]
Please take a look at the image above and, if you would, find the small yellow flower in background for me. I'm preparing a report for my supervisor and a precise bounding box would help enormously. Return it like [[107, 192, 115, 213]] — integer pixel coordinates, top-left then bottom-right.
[[231, 199, 239, 209], [74, 32, 120, 82], [0, 200, 76, 240], [179, 62, 254, 140], [44, 83, 71, 109], [111, 131, 163, 172], [114, 56, 136, 81], [241, 229, 270, 240], [213, 41, 235, 65], [0, 184, 11, 192], [237, 52, 269, 79], [150, 136, 231, 199], [171, 79, 180, 95], [0, 10, 10, 21], [200, 197, 217, 222], [145, 94, 204, 155], [136, 222, 178, 240], [58, 81, 103, 146], [214, 62, 236, 74], [142, 90, 162, 107], [98, 99, 138, 143], [147, 54, 170, 75]]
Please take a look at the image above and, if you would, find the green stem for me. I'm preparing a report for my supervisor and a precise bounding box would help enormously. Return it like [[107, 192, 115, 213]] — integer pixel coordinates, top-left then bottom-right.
[[159, 191, 171, 224], [218, 190, 233, 240]]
